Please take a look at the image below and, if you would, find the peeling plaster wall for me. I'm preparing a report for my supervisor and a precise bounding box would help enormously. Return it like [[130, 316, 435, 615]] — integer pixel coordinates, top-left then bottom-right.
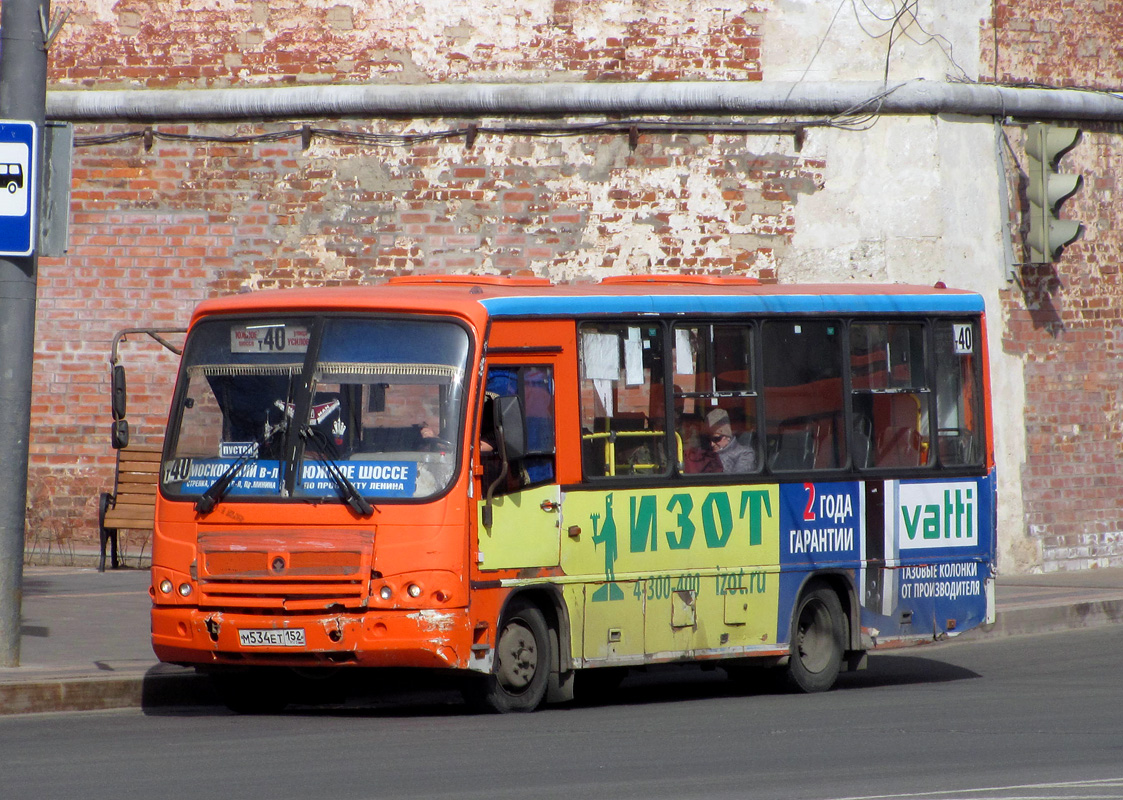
[[779, 114, 1031, 572], [761, 0, 988, 82], [981, 1, 1123, 573], [14, 0, 1123, 574], [54, 0, 767, 86], [174, 128, 815, 293]]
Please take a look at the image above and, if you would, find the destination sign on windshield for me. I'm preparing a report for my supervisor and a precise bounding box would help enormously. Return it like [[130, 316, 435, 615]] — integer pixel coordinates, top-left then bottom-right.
[[230, 324, 310, 354]]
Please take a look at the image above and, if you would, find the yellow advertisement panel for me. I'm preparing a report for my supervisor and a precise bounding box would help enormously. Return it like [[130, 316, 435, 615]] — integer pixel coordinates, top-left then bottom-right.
[[560, 485, 781, 663], [562, 486, 780, 575]]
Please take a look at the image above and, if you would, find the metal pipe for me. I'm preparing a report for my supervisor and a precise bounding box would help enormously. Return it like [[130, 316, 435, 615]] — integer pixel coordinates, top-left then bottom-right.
[[46, 79, 1123, 124]]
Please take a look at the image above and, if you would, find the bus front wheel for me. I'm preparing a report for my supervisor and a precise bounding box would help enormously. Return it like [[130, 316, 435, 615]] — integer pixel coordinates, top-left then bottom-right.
[[480, 600, 551, 713], [786, 585, 845, 693]]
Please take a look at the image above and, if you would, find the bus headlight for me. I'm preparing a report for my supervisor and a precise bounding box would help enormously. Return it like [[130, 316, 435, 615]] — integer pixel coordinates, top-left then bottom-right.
[[159, 579, 173, 595], [177, 583, 193, 597], [379, 585, 393, 601], [407, 583, 422, 598]]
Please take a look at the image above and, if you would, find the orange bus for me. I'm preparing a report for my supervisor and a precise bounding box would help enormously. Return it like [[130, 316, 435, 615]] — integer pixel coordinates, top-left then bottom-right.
[[150, 275, 995, 712]]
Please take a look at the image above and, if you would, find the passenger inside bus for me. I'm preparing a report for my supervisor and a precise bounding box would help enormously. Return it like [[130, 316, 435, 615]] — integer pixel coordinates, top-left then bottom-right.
[[681, 411, 721, 474], [671, 384, 710, 474], [706, 408, 756, 473]]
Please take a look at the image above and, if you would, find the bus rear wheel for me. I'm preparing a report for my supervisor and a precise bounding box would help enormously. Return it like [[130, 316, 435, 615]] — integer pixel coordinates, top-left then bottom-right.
[[786, 585, 845, 693], [480, 600, 551, 713]]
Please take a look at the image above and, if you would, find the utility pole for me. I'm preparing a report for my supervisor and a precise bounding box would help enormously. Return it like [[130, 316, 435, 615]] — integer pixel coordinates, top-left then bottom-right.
[[0, 0, 49, 667]]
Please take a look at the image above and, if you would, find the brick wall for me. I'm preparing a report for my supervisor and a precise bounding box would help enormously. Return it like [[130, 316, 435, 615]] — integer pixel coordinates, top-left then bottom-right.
[[18, 0, 1123, 572], [29, 2, 789, 557], [1001, 126, 1123, 570], [52, 1, 763, 86], [983, 3, 1123, 570]]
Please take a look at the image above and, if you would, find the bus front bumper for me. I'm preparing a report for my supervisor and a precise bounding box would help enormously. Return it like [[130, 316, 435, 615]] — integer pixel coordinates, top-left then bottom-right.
[[151, 605, 475, 671]]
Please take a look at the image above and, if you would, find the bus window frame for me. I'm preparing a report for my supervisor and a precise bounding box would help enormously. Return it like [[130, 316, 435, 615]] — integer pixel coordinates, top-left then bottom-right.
[[931, 316, 986, 470], [577, 319, 675, 483], [478, 362, 558, 497], [846, 315, 986, 475], [760, 316, 848, 474], [670, 319, 763, 479], [161, 311, 476, 507], [848, 318, 933, 473], [573, 312, 989, 487]]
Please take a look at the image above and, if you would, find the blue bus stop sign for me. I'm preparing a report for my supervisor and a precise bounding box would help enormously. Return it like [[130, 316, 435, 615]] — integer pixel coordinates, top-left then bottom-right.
[[0, 121, 37, 257]]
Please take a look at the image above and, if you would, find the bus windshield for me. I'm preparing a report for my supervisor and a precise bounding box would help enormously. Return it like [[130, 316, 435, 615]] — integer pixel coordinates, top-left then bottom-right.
[[162, 315, 470, 504]]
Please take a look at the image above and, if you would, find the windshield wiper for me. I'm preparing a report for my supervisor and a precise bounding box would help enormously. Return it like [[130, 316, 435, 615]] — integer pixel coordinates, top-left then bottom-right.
[[194, 420, 289, 514], [300, 426, 375, 517], [194, 444, 256, 514]]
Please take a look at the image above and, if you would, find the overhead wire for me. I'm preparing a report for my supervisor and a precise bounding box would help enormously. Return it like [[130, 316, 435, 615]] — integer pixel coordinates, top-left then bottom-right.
[[72, 3, 1102, 155], [73, 114, 877, 153], [852, 0, 971, 83]]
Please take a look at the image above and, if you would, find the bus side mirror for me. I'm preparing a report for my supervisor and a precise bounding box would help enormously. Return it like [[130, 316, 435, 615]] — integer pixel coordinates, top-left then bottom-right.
[[494, 395, 526, 461], [111, 364, 127, 420], [111, 418, 130, 450]]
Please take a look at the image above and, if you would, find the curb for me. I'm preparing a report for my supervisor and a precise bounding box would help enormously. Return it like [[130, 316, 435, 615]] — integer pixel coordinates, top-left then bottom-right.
[[0, 668, 212, 717], [965, 597, 1123, 640], [0, 675, 145, 716], [4, 601, 1123, 716]]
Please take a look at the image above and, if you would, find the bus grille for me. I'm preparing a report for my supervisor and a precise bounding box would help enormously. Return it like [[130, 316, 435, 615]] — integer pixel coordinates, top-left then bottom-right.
[[196, 529, 373, 612]]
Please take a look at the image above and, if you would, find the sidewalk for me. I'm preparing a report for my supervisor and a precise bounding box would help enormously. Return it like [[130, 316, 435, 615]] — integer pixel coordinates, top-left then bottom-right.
[[3, 564, 1123, 716], [0, 566, 210, 715]]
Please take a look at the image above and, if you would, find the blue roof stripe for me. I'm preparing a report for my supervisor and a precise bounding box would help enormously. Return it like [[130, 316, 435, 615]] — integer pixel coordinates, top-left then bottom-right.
[[480, 292, 985, 317]]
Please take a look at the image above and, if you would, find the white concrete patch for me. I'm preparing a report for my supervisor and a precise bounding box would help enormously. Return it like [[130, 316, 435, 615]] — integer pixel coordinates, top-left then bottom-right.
[[761, 0, 986, 82]]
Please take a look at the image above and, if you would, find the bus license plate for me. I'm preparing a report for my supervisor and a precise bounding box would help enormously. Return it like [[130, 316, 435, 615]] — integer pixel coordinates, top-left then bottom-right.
[[238, 628, 306, 648]]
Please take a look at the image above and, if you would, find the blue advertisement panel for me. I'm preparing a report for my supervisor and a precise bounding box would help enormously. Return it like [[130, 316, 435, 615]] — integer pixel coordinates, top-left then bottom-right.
[[0, 121, 36, 257], [779, 481, 862, 566], [776, 481, 862, 643], [859, 474, 995, 639], [166, 457, 417, 498], [774, 475, 995, 645]]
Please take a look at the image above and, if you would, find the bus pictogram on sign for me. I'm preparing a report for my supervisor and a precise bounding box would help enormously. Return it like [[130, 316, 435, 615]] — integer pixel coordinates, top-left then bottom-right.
[[0, 121, 37, 257]]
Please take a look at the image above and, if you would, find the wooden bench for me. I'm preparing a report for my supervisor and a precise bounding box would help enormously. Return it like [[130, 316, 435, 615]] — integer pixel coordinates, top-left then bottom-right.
[[97, 444, 162, 571]]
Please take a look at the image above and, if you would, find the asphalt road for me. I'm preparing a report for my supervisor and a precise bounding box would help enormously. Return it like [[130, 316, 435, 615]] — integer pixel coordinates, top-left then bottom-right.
[[2, 625, 1121, 800]]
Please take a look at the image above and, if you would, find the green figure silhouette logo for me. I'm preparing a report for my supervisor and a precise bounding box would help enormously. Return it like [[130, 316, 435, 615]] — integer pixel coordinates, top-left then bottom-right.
[[591, 494, 624, 602]]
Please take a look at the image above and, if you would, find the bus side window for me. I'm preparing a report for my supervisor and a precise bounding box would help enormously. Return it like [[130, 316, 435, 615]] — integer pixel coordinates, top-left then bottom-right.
[[671, 323, 759, 474], [578, 324, 669, 478], [850, 322, 930, 469], [761, 320, 846, 471], [935, 320, 983, 466], [482, 365, 556, 492]]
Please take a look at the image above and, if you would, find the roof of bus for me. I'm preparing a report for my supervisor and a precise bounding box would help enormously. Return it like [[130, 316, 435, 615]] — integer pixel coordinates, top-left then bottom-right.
[[188, 275, 984, 326]]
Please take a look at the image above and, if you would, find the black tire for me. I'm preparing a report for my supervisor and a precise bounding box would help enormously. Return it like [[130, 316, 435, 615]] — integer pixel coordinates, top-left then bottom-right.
[[211, 670, 291, 714], [480, 601, 551, 713], [786, 585, 845, 693]]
